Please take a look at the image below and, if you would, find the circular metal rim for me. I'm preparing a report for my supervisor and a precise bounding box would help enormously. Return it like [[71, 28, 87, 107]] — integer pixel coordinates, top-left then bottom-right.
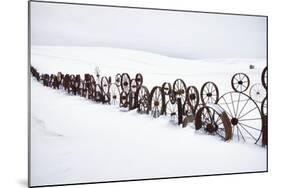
[[186, 86, 200, 114], [200, 81, 219, 105]]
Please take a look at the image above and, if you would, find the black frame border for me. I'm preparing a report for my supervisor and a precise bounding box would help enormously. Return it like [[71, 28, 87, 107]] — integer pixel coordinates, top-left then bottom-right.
[[28, 0, 268, 187]]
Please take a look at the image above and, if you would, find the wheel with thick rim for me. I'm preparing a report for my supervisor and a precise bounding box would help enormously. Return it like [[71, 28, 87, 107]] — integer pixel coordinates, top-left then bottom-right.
[[261, 67, 268, 90], [186, 86, 200, 114], [136, 86, 150, 114], [173, 79, 187, 104], [121, 73, 131, 93]]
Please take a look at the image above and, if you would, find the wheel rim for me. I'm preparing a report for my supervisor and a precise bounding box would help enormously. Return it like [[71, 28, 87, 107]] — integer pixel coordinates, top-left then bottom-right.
[[231, 73, 250, 92]]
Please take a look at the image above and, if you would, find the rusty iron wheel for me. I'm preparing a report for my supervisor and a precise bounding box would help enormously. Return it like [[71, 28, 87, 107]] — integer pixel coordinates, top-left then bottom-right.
[[115, 73, 122, 87], [136, 86, 150, 114], [135, 73, 143, 86], [173, 79, 187, 104], [109, 83, 120, 105], [195, 105, 232, 141], [249, 83, 266, 103], [200, 81, 219, 105], [149, 86, 165, 118], [186, 86, 199, 114], [217, 91, 262, 144], [119, 90, 129, 108], [101, 76, 109, 94], [121, 73, 131, 94], [261, 67, 268, 90], [231, 73, 250, 93], [162, 82, 172, 96], [130, 79, 138, 93]]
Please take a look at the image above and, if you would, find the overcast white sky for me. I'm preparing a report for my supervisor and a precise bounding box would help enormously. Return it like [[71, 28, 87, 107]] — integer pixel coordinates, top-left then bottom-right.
[[30, 1, 267, 59]]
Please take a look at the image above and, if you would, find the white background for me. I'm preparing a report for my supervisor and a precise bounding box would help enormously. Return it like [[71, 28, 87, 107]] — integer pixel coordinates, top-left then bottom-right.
[[0, 0, 280, 188]]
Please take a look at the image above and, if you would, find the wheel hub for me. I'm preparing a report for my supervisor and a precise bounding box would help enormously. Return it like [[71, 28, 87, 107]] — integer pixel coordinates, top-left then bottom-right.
[[190, 93, 196, 100], [238, 80, 243, 85], [154, 101, 159, 106], [207, 92, 212, 97], [231, 118, 239, 125]]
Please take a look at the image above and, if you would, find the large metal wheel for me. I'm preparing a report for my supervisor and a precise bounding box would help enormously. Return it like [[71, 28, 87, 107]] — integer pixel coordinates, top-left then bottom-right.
[[249, 83, 266, 103], [200, 81, 219, 105], [261, 67, 268, 89], [173, 79, 187, 104], [186, 86, 199, 114], [195, 104, 232, 141], [261, 97, 267, 117], [149, 86, 165, 118], [217, 91, 262, 144], [115, 73, 122, 87], [136, 86, 150, 114], [231, 73, 250, 93], [109, 83, 120, 105], [121, 73, 131, 93], [135, 73, 143, 87]]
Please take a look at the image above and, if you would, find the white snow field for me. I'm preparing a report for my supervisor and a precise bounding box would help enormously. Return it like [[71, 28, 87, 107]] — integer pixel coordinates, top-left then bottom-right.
[[30, 46, 267, 186]]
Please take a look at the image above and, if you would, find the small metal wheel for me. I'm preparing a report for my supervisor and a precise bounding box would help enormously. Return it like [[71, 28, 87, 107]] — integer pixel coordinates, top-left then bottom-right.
[[231, 73, 250, 93], [162, 82, 172, 96], [173, 79, 187, 103], [217, 91, 262, 144], [136, 86, 150, 114], [109, 83, 120, 105], [261, 97, 267, 117], [101, 76, 109, 94], [186, 86, 199, 114], [115, 73, 122, 87], [121, 73, 131, 93], [149, 86, 165, 118], [200, 81, 219, 105], [195, 104, 232, 141], [249, 83, 266, 103], [135, 73, 143, 86], [120, 91, 129, 108], [261, 67, 268, 89], [94, 84, 103, 102], [130, 79, 138, 93]]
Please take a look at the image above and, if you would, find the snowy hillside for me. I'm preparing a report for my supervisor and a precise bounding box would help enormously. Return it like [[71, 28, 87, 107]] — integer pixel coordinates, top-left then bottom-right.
[[30, 46, 267, 186]]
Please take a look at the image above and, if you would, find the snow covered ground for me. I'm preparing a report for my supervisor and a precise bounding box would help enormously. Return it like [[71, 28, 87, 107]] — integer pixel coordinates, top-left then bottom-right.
[[30, 46, 267, 186]]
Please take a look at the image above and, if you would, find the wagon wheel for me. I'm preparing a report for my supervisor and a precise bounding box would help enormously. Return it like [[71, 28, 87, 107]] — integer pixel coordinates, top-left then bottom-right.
[[217, 91, 262, 144], [109, 83, 120, 105], [130, 79, 138, 93], [135, 73, 143, 86], [231, 73, 250, 93], [88, 83, 96, 100], [249, 83, 266, 103], [195, 104, 232, 141], [261, 67, 268, 89], [149, 86, 165, 118], [121, 73, 131, 93], [162, 82, 172, 96], [119, 91, 129, 108], [101, 76, 109, 94], [200, 82, 219, 105], [182, 101, 195, 125], [165, 99, 178, 124], [94, 84, 103, 102], [186, 86, 199, 114], [173, 79, 187, 104], [136, 86, 150, 114], [115, 73, 122, 87], [261, 97, 267, 117]]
